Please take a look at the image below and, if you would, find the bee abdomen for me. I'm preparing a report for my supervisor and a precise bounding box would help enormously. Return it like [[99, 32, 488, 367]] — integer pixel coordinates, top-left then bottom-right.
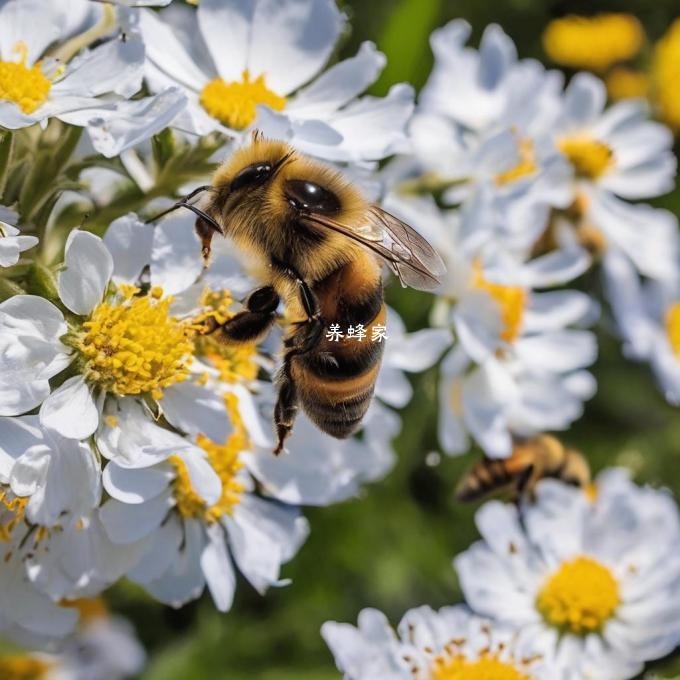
[[455, 459, 519, 502]]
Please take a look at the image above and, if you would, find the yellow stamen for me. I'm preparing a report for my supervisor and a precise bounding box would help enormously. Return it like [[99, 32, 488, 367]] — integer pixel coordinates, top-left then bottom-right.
[[665, 302, 680, 358], [0, 42, 51, 114], [73, 289, 194, 399], [536, 556, 620, 634], [542, 14, 644, 72], [559, 136, 613, 180], [495, 138, 537, 185], [0, 656, 52, 680], [61, 597, 108, 625], [653, 19, 680, 132], [200, 70, 286, 130], [171, 395, 247, 522], [431, 654, 530, 680], [0, 488, 28, 543], [473, 263, 526, 343]]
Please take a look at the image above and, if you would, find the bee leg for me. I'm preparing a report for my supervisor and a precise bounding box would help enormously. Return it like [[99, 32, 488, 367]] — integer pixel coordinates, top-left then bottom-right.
[[205, 286, 280, 344], [515, 463, 535, 502], [273, 356, 298, 455]]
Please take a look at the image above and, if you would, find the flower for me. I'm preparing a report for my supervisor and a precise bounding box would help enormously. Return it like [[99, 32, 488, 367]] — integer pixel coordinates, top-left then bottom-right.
[[652, 19, 680, 132], [0, 214, 229, 443], [384, 193, 596, 458], [322, 605, 553, 679], [0, 214, 37, 267], [604, 251, 680, 404], [455, 471, 680, 679], [99, 393, 309, 612], [0, 0, 186, 156], [138, 0, 414, 162], [542, 14, 645, 72]]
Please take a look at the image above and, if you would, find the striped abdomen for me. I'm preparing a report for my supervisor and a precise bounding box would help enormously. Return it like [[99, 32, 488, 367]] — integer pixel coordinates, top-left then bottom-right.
[[292, 259, 385, 438]]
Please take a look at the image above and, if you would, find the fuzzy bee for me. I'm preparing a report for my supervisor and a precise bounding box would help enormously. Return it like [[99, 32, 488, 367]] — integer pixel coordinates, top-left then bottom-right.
[[151, 135, 445, 454], [455, 434, 591, 502]]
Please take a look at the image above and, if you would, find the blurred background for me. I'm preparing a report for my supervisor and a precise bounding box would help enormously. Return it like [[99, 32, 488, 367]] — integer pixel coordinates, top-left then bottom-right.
[[60, 1, 680, 678]]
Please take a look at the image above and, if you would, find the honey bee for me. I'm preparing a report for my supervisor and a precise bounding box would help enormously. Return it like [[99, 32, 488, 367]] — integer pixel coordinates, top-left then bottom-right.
[[455, 434, 591, 502], [151, 135, 445, 454]]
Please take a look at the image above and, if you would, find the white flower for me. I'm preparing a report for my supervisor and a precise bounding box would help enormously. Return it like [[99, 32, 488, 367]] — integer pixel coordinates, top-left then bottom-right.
[[0, 0, 186, 156], [604, 251, 680, 404], [0, 214, 230, 443], [455, 472, 680, 679], [385, 193, 596, 458], [0, 216, 38, 267], [138, 0, 414, 162], [99, 403, 309, 612], [322, 604, 554, 679]]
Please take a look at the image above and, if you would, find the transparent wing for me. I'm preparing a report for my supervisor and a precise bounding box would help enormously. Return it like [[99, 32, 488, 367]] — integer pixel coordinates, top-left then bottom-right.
[[302, 206, 446, 291]]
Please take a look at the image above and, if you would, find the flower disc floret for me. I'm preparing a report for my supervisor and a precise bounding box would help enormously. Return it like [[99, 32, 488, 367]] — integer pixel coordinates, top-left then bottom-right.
[[665, 302, 680, 358], [432, 654, 530, 680], [536, 556, 620, 634], [0, 43, 51, 114], [73, 287, 194, 400], [559, 136, 613, 180], [200, 70, 286, 130], [473, 264, 526, 343]]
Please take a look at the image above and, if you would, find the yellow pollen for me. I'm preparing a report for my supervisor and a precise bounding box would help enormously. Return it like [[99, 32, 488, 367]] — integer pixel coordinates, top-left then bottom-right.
[[171, 396, 247, 522], [61, 597, 108, 625], [0, 488, 28, 542], [200, 70, 286, 130], [473, 264, 526, 343], [653, 20, 680, 132], [536, 556, 620, 634], [73, 290, 194, 399], [559, 136, 614, 180], [665, 302, 680, 358], [605, 67, 650, 102], [0, 42, 51, 114], [542, 14, 645, 72], [0, 656, 52, 680], [431, 654, 530, 680], [495, 138, 537, 185]]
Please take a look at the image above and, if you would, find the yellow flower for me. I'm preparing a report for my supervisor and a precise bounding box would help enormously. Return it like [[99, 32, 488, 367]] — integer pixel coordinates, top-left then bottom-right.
[[652, 19, 680, 132]]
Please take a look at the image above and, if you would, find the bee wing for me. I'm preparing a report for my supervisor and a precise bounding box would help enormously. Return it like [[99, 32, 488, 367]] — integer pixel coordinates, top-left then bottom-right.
[[302, 206, 446, 292]]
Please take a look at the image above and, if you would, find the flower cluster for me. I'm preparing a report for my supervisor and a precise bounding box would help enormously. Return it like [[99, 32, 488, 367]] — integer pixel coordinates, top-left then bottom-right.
[[0, 1, 679, 678]]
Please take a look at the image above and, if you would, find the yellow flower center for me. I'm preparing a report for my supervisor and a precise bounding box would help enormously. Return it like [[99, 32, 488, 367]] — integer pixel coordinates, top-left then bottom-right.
[[473, 264, 526, 343], [495, 138, 537, 186], [73, 286, 194, 400], [559, 136, 613, 180], [200, 70, 286, 130], [0, 488, 28, 542], [665, 302, 680, 358], [431, 654, 530, 680], [0, 656, 52, 680], [542, 14, 644, 72], [170, 396, 247, 522], [0, 42, 52, 114], [61, 597, 108, 625], [653, 19, 680, 132], [536, 556, 620, 634]]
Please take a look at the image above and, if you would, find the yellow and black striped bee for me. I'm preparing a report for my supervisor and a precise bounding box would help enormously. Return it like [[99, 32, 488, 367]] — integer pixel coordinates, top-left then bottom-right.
[[152, 135, 445, 454], [455, 434, 591, 502]]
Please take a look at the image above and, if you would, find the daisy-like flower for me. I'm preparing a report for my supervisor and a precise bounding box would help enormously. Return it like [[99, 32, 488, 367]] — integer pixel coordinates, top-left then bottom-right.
[[604, 251, 680, 404], [455, 471, 680, 679], [322, 604, 553, 679], [0, 214, 231, 443], [0, 597, 145, 680], [0, 213, 38, 267], [385, 193, 596, 458], [547, 73, 679, 282], [98, 393, 309, 612], [138, 0, 414, 162], [0, 0, 186, 156]]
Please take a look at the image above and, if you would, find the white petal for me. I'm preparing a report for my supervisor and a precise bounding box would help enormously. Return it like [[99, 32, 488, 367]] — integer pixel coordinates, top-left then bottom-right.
[[100, 491, 172, 544], [0, 0, 63, 66], [58, 230, 113, 315], [103, 213, 154, 285], [162, 382, 230, 444], [103, 462, 171, 504], [39, 375, 99, 439], [200, 523, 236, 612]]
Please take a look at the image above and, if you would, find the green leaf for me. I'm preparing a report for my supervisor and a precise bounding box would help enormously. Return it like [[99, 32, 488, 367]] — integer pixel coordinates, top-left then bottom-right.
[[0, 129, 14, 202]]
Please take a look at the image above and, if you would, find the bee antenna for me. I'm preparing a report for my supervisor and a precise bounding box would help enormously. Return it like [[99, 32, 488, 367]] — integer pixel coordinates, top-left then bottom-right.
[[145, 186, 223, 235]]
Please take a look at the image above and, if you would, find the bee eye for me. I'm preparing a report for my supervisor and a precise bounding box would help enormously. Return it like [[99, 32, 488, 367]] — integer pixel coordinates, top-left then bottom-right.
[[285, 179, 340, 214], [230, 162, 273, 191]]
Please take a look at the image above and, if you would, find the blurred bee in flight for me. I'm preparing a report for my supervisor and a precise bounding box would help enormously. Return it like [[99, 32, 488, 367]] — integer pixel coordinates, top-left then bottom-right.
[[455, 434, 591, 502], [150, 134, 445, 454]]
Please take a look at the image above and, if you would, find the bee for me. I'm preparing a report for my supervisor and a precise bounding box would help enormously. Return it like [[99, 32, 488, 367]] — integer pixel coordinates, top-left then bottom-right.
[[455, 434, 591, 502], [151, 135, 445, 454]]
